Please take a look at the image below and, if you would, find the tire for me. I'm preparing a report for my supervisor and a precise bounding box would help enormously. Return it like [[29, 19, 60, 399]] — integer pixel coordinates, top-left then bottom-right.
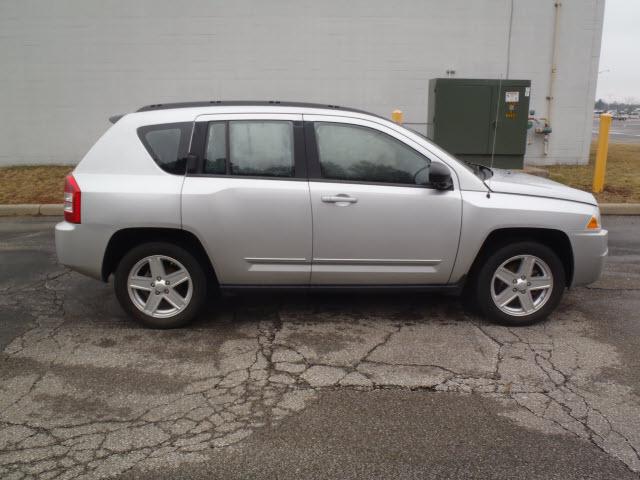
[[474, 241, 565, 326], [114, 242, 207, 328]]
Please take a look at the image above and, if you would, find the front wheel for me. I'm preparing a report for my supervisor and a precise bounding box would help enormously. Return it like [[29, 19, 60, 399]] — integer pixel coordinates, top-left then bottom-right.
[[114, 242, 207, 328], [475, 242, 565, 326]]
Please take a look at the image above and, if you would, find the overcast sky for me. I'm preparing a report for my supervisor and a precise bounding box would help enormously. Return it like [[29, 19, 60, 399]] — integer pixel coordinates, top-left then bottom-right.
[[595, 0, 640, 102]]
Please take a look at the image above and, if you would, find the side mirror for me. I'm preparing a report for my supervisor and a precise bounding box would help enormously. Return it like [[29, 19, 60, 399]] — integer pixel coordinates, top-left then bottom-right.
[[429, 163, 453, 190], [185, 153, 199, 174]]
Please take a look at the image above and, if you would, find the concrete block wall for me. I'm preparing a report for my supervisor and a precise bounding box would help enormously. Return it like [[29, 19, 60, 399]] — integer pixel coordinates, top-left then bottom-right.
[[0, 0, 604, 166]]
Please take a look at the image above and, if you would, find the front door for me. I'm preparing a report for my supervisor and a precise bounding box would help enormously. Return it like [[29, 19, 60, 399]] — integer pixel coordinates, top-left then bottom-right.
[[304, 115, 462, 285]]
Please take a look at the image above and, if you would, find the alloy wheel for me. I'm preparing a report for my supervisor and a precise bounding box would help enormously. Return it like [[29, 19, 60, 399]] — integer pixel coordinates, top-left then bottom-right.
[[127, 255, 193, 318], [490, 254, 554, 317]]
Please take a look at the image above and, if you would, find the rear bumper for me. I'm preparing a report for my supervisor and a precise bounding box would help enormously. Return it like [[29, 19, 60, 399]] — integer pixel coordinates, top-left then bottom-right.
[[569, 229, 608, 287], [55, 221, 109, 280]]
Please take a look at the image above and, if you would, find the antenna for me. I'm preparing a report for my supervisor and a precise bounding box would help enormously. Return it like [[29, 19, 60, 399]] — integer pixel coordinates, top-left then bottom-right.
[[487, 75, 503, 193]]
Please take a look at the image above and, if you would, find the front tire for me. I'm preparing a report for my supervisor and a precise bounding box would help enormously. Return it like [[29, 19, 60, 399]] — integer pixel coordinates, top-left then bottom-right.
[[114, 242, 207, 328], [475, 241, 565, 326]]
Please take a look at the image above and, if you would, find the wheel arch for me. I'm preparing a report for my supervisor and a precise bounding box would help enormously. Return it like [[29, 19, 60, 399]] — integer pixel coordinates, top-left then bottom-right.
[[102, 227, 218, 285], [466, 228, 574, 287]]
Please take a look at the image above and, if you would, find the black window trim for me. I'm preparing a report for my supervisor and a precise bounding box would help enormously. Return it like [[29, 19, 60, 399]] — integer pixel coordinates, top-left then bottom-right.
[[137, 122, 194, 176], [305, 120, 449, 190], [187, 119, 307, 181]]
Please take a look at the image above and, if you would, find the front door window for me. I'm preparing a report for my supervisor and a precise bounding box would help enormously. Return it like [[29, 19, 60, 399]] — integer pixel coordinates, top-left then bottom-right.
[[314, 122, 429, 185]]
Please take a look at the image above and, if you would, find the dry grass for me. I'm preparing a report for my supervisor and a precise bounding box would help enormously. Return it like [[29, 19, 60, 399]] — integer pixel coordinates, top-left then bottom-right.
[[544, 142, 640, 203], [0, 165, 73, 204]]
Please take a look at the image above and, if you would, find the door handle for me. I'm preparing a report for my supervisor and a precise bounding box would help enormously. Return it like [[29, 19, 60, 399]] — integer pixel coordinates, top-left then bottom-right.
[[321, 194, 358, 204]]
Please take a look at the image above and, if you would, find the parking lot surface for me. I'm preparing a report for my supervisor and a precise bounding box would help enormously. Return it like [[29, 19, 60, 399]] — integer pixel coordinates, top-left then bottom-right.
[[1, 216, 639, 479], [593, 118, 640, 144]]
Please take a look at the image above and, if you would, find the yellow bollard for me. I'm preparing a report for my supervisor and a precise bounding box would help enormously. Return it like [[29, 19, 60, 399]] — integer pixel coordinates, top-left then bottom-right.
[[592, 113, 611, 193], [391, 109, 404, 124]]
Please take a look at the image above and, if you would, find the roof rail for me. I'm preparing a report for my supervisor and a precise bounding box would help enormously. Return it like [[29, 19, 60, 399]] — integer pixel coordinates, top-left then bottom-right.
[[135, 100, 373, 116]]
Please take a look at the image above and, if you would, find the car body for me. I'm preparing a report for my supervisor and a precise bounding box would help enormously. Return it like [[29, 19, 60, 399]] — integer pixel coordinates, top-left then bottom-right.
[[55, 101, 607, 328]]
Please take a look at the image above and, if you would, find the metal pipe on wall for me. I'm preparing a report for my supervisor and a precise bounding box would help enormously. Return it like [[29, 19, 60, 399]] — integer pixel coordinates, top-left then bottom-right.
[[547, 1, 562, 130], [505, 0, 515, 79]]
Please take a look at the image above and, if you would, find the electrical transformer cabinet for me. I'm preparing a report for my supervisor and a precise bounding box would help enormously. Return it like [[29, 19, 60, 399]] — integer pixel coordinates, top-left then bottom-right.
[[427, 78, 531, 169]]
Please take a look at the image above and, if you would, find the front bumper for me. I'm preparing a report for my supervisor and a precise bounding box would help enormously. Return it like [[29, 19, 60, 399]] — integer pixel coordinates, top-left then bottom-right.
[[55, 221, 108, 280], [569, 229, 608, 286]]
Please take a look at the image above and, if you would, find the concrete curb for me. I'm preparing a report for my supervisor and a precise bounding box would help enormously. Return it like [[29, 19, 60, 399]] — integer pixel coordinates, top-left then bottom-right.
[[599, 203, 640, 215], [0, 204, 64, 217], [1, 203, 639, 217]]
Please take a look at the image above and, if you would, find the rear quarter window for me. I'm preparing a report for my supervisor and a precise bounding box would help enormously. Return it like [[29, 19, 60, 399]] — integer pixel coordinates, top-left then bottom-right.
[[137, 122, 192, 174]]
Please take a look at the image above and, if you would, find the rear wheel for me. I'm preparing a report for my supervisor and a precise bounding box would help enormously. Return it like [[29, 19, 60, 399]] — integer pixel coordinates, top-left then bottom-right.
[[475, 241, 565, 326], [114, 242, 206, 328]]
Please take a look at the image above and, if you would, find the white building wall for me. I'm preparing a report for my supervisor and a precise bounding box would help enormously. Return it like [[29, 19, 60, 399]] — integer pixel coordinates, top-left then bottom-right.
[[0, 0, 604, 166]]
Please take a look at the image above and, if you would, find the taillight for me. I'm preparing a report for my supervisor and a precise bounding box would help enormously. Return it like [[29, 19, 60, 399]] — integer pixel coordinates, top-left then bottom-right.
[[64, 175, 81, 224]]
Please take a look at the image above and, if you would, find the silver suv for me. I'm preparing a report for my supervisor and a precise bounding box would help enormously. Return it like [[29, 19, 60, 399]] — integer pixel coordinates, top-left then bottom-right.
[[55, 101, 607, 328]]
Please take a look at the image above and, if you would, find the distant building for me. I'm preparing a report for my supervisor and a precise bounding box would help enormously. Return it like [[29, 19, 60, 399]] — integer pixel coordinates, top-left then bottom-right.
[[0, 0, 605, 166]]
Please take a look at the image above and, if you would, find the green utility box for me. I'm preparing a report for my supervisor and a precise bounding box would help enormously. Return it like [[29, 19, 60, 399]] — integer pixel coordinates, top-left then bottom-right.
[[427, 78, 531, 169]]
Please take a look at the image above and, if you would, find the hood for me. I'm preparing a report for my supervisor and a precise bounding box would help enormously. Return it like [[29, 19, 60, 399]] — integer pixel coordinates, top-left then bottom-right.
[[485, 169, 598, 206]]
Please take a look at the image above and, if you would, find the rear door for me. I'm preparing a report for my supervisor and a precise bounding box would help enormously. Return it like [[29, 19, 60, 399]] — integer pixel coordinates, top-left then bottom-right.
[[181, 113, 312, 285], [304, 115, 462, 285]]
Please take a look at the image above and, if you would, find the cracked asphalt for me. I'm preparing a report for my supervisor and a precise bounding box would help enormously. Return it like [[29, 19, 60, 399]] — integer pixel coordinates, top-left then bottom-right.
[[1, 216, 639, 480]]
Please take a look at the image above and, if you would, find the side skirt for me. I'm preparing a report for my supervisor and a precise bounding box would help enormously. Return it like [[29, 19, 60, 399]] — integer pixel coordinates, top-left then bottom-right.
[[219, 282, 465, 296]]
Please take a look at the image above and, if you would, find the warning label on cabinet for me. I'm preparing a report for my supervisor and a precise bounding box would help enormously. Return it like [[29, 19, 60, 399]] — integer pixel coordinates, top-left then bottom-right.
[[505, 91, 519, 103]]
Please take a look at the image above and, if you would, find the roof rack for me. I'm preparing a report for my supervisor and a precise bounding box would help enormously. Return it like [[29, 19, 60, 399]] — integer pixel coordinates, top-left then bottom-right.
[[135, 100, 376, 117]]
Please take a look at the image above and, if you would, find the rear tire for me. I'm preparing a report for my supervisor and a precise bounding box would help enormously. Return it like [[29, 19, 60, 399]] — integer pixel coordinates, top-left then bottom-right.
[[114, 242, 207, 328], [474, 241, 565, 326]]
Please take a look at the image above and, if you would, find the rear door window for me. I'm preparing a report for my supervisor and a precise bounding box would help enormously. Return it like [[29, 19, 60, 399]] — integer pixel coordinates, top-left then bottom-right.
[[138, 122, 192, 174], [230, 121, 293, 177], [202, 120, 295, 177]]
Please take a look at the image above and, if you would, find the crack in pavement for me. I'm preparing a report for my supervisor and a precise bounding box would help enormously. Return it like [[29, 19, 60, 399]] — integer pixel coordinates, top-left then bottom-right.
[[1, 272, 639, 479]]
